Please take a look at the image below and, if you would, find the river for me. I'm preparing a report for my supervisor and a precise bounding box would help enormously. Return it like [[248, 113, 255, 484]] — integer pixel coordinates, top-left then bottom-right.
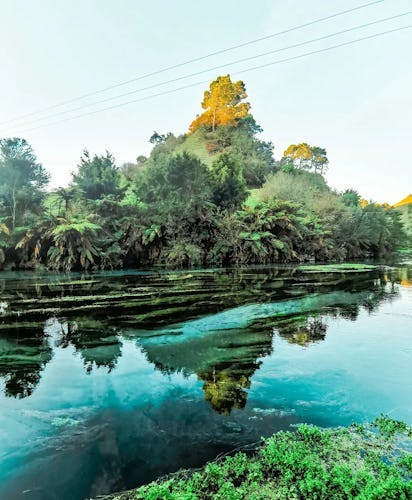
[[0, 264, 411, 499]]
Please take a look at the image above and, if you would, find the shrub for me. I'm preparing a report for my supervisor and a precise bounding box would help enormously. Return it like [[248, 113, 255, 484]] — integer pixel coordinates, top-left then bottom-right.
[[127, 417, 412, 500]]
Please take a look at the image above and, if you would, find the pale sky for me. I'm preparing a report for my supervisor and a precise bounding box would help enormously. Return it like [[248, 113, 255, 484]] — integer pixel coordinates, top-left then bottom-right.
[[0, 0, 411, 204]]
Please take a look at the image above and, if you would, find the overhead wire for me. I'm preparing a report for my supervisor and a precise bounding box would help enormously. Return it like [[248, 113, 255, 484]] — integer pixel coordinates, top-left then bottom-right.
[[0, 0, 386, 125], [14, 24, 410, 134], [9, 12, 410, 129]]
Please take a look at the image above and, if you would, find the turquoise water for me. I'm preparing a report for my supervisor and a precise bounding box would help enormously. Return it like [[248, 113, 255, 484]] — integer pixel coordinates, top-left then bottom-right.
[[0, 265, 411, 499]]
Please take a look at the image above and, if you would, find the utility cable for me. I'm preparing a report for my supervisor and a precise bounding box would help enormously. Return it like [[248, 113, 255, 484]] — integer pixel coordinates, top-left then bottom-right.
[[15, 25, 410, 134], [0, 0, 385, 125]]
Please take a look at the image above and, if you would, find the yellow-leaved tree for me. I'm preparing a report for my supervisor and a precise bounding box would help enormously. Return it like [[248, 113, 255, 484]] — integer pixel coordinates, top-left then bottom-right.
[[283, 143, 312, 168], [189, 75, 250, 133], [283, 143, 329, 174]]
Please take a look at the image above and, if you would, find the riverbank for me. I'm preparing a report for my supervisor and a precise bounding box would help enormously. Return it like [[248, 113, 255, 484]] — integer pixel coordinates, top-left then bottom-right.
[[99, 417, 412, 500]]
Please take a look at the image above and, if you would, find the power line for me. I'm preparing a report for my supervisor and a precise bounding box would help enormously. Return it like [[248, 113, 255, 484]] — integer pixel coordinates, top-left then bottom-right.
[[9, 12, 410, 128], [0, 0, 385, 125], [15, 25, 410, 135]]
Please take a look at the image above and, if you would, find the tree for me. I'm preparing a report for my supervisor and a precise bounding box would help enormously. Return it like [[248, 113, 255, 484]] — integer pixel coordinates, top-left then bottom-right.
[[342, 189, 361, 207], [283, 143, 329, 174], [359, 204, 405, 258], [189, 75, 250, 133], [204, 116, 274, 187], [310, 146, 329, 175], [135, 152, 212, 215], [0, 222, 9, 268], [47, 214, 102, 271], [0, 138, 49, 229], [119, 156, 148, 181], [71, 150, 123, 200], [54, 187, 76, 214], [149, 131, 172, 144], [283, 143, 312, 170], [210, 153, 247, 210]]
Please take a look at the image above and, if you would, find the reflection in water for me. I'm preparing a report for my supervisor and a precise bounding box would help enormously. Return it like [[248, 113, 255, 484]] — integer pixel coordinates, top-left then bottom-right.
[[277, 316, 327, 347], [200, 362, 255, 415], [0, 325, 52, 398], [0, 265, 402, 413], [0, 264, 411, 499], [51, 319, 122, 373]]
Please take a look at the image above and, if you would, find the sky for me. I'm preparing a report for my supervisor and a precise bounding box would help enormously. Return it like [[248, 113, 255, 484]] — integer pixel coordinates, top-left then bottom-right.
[[0, 0, 411, 204]]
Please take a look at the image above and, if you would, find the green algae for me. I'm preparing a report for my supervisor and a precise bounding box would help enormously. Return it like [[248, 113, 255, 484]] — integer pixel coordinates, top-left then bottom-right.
[[298, 263, 377, 273], [0, 264, 400, 402]]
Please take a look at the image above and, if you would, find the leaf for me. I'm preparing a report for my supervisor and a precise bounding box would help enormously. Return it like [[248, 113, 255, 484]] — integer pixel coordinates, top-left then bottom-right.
[[0, 223, 10, 235], [239, 232, 250, 239], [250, 233, 262, 241], [272, 240, 285, 250]]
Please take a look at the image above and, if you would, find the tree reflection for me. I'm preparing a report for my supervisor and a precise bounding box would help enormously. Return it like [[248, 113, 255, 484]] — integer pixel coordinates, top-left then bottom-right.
[[141, 280, 400, 413], [0, 265, 405, 401], [0, 326, 52, 398], [51, 318, 123, 373], [276, 316, 327, 346], [199, 362, 256, 415]]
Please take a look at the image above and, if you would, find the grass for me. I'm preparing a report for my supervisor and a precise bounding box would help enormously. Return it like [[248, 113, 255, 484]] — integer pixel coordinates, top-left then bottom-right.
[[100, 416, 412, 500], [174, 131, 214, 167]]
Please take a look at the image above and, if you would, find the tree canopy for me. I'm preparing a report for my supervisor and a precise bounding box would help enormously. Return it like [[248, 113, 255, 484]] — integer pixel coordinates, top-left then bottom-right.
[[210, 153, 247, 210], [71, 150, 123, 200], [189, 75, 250, 133], [282, 143, 329, 174], [0, 137, 49, 229]]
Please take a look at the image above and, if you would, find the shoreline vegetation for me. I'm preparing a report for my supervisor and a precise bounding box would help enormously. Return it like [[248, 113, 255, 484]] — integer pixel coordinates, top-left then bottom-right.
[[98, 416, 412, 500], [0, 75, 410, 273]]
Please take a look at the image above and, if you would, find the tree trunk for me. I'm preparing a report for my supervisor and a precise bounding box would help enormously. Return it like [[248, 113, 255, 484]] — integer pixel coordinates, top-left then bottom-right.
[[212, 108, 216, 132], [11, 187, 17, 230]]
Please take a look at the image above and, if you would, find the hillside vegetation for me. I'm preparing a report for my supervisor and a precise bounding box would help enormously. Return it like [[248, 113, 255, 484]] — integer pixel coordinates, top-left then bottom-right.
[[0, 75, 408, 272]]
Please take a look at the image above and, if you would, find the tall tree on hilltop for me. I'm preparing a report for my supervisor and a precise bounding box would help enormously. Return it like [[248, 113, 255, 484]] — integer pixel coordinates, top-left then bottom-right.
[[189, 75, 250, 133]]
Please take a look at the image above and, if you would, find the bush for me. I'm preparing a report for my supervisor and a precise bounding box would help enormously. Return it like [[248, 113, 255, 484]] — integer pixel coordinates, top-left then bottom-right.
[[124, 417, 412, 500]]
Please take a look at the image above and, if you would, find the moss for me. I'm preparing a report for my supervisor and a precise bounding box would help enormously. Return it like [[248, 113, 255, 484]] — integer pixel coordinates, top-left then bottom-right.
[[103, 417, 412, 500]]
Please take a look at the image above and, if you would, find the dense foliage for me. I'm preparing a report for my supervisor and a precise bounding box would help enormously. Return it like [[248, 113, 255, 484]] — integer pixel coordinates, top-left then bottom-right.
[[0, 76, 408, 272], [107, 416, 412, 500]]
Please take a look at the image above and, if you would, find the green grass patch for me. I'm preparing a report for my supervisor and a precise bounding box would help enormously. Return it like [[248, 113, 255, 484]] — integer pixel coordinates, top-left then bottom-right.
[[174, 131, 214, 167], [102, 416, 412, 500]]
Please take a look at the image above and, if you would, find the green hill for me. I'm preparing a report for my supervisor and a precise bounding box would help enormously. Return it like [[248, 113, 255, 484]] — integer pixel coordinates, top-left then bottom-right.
[[148, 120, 275, 188]]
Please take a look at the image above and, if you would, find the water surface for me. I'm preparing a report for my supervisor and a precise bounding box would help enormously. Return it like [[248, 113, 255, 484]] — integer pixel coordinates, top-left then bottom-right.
[[0, 264, 411, 499]]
